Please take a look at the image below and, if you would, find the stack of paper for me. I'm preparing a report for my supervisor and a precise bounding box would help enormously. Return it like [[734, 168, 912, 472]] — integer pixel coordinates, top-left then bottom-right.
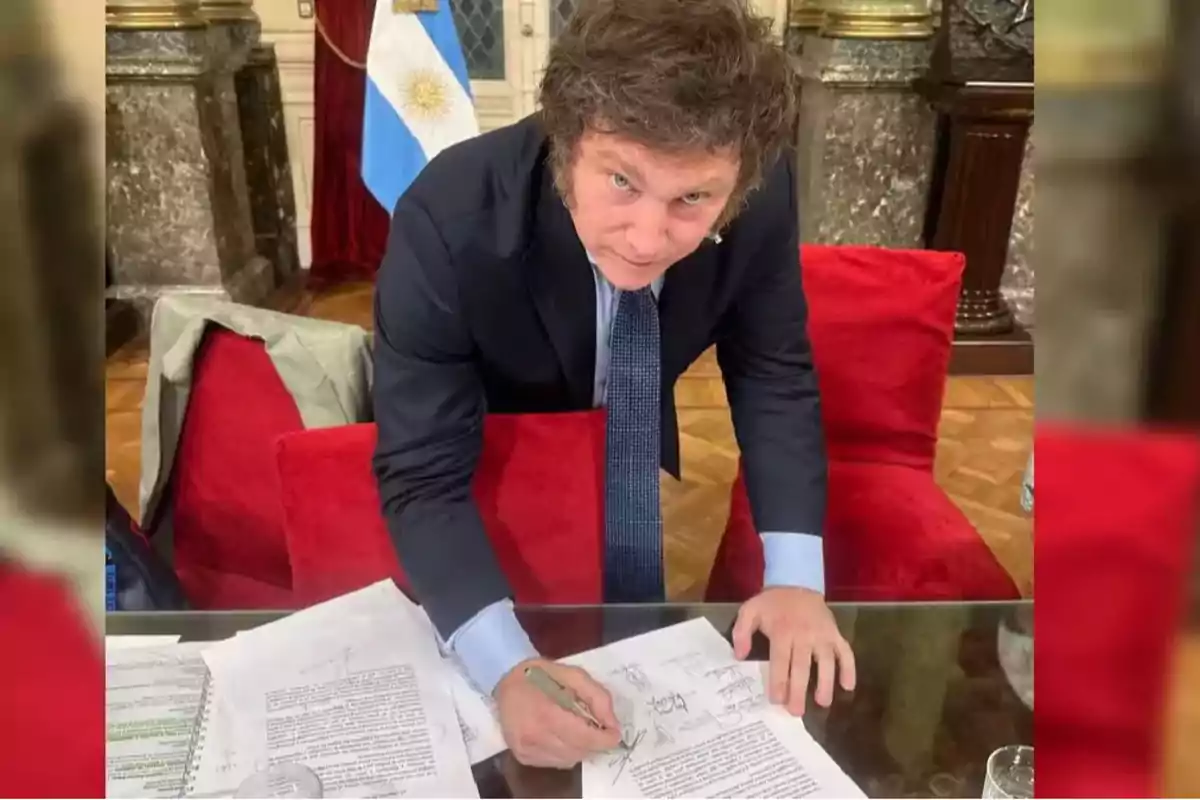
[[185, 581, 500, 798], [105, 580, 863, 798], [564, 619, 865, 798]]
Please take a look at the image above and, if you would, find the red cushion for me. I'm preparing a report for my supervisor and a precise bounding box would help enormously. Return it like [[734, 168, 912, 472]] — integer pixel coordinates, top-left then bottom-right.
[[169, 328, 303, 609], [801, 245, 964, 471], [174, 562, 297, 610], [0, 565, 104, 797], [707, 460, 1020, 602], [1035, 424, 1200, 798], [277, 411, 607, 607]]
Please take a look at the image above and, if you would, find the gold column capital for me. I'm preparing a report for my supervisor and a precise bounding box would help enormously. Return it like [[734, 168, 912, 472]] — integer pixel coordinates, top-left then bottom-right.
[[820, 0, 934, 39], [393, 0, 440, 11], [106, 0, 206, 30], [199, 0, 259, 23], [789, 0, 825, 31]]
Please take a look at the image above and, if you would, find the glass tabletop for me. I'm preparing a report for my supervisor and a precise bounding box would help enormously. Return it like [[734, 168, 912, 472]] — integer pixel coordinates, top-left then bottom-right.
[[107, 600, 1033, 799]]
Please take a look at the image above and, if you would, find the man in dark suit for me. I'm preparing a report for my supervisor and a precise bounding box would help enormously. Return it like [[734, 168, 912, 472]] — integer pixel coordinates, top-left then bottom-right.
[[373, 0, 856, 768]]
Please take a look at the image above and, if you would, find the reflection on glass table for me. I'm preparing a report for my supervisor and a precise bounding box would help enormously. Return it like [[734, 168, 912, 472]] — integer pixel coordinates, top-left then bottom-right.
[[108, 600, 1033, 799]]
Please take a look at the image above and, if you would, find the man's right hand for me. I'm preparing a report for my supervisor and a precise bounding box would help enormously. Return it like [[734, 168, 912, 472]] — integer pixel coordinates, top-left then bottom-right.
[[494, 657, 623, 769]]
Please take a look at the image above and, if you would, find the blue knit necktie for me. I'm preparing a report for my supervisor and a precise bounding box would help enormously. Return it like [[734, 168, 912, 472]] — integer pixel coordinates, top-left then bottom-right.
[[604, 287, 665, 602]]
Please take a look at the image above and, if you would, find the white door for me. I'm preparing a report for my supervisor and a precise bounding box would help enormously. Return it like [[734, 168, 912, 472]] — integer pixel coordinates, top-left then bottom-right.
[[517, 0, 584, 115], [455, 0, 571, 124], [450, 0, 526, 129]]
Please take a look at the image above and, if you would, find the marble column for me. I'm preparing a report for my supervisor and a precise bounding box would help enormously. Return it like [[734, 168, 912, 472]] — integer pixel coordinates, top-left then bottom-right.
[[106, 0, 273, 328], [236, 44, 302, 284], [204, 1, 301, 284], [794, 0, 937, 246]]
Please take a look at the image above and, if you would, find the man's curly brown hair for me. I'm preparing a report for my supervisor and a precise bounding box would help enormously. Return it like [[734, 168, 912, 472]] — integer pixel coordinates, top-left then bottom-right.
[[538, 0, 798, 227]]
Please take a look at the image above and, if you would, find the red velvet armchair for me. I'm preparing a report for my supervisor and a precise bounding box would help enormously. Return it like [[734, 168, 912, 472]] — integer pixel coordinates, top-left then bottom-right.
[[146, 323, 610, 611], [707, 245, 1020, 602]]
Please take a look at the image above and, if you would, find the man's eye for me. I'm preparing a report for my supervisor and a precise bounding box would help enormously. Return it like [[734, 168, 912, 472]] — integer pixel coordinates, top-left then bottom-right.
[[611, 173, 632, 191], [681, 192, 705, 206]]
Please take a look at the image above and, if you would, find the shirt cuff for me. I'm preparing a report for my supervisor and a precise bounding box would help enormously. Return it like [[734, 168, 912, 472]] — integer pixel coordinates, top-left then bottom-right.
[[446, 598, 539, 696], [760, 532, 825, 596]]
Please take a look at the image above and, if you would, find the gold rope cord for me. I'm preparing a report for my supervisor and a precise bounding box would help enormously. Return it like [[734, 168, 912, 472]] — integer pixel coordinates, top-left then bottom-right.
[[314, 10, 367, 70]]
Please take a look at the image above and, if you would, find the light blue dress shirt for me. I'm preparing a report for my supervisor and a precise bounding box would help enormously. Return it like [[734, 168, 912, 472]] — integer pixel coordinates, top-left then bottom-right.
[[446, 265, 826, 695]]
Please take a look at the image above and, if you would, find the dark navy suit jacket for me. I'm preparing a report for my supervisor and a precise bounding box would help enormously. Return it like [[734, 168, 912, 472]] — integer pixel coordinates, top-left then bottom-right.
[[371, 115, 826, 645]]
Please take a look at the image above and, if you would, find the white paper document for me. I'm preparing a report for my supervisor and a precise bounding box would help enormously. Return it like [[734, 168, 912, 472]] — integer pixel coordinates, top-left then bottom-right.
[[189, 581, 481, 798], [105, 641, 209, 798], [409, 605, 507, 765], [563, 618, 865, 799]]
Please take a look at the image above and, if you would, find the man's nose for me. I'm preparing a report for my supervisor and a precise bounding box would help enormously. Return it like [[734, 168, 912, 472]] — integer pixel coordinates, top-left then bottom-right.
[[624, 204, 669, 260]]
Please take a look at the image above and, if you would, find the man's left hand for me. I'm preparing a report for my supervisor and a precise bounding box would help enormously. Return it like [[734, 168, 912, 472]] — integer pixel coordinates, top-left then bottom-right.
[[732, 586, 856, 716]]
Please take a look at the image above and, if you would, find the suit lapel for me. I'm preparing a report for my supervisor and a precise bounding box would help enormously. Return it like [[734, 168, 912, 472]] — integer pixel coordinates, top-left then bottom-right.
[[526, 166, 597, 408], [659, 239, 720, 375], [658, 239, 721, 479]]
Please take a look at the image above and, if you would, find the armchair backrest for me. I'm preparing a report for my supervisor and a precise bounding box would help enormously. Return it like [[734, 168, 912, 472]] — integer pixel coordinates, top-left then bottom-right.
[[801, 245, 965, 472], [159, 328, 304, 609], [276, 411, 607, 607]]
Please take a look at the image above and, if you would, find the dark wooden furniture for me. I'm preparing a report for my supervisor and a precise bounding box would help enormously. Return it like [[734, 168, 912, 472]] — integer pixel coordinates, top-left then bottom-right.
[[1146, 0, 1200, 428], [110, 600, 1034, 798], [920, 0, 1034, 375]]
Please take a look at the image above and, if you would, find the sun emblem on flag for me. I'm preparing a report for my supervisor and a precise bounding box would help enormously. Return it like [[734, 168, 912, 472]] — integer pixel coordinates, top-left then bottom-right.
[[401, 68, 451, 120]]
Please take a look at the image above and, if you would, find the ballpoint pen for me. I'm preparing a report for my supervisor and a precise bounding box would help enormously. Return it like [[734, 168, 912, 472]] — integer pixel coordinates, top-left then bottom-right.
[[524, 665, 630, 750]]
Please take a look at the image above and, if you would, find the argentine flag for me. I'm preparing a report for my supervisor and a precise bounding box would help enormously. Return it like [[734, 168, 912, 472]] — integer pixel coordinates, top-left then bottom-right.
[[362, 0, 479, 214]]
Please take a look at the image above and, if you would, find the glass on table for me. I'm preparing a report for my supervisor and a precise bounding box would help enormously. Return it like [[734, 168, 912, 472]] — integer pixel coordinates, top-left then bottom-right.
[[982, 745, 1033, 799]]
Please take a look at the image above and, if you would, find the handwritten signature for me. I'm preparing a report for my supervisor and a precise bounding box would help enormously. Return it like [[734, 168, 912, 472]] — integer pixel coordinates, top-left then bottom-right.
[[716, 675, 757, 701], [613, 664, 651, 692], [647, 692, 689, 715], [608, 729, 646, 785]]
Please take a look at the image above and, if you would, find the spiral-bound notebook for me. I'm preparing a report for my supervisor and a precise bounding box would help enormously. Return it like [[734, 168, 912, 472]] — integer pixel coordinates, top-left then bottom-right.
[[179, 670, 220, 797], [104, 641, 218, 798]]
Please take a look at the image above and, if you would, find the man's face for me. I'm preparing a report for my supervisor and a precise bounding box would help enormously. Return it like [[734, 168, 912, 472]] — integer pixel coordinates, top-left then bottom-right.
[[564, 129, 740, 290]]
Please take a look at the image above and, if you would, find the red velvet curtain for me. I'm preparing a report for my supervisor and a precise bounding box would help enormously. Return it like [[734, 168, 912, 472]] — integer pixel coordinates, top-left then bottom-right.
[[310, 0, 390, 287]]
